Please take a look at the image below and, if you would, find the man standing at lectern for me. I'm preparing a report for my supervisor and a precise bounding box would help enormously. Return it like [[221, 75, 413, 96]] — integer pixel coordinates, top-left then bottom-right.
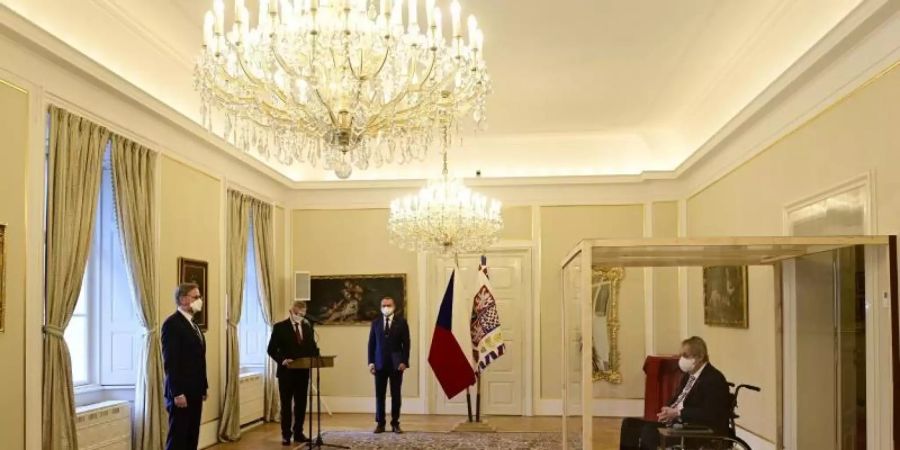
[[268, 300, 319, 446], [368, 296, 411, 434]]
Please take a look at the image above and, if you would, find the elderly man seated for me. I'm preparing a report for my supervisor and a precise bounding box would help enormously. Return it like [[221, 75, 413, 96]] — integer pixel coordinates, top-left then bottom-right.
[[620, 336, 731, 450]]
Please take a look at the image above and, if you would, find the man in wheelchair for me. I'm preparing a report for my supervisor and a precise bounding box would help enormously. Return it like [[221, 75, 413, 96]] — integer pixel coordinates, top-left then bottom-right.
[[620, 336, 731, 450]]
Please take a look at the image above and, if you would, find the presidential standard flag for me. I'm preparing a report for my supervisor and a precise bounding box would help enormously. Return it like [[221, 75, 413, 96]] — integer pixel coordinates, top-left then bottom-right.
[[470, 256, 506, 373], [428, 270, 477, 398]]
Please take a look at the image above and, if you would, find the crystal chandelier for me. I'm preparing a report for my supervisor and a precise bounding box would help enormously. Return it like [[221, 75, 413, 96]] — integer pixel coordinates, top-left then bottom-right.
[[388, 128, 502, 255], [194, 0, 490, 179]]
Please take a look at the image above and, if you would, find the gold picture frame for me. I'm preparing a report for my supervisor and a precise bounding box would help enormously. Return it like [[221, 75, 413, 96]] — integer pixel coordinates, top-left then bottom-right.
[[178, 257, 209, 331], [703, 266, 749, 328], [0, 224, 5, 333], [308, 273, 407, 325], [591, 266, 624, 383]]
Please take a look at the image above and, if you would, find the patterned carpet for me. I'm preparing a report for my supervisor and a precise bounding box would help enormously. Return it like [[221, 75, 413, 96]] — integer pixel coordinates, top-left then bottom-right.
[[314, 431, 578, 449]]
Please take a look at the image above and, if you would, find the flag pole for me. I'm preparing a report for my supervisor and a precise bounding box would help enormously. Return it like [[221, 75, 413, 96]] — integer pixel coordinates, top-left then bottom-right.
[[475, 372, 482, 423], [466, 386, 473, 422]]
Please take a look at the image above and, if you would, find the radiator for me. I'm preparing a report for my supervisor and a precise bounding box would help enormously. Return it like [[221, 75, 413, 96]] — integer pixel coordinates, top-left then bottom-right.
[[75, 400, 131, 450], [239, 371, 265, 426]]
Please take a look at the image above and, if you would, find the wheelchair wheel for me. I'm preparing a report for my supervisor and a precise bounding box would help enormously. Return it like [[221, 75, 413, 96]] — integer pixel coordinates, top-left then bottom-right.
[[724, 436, 751, 450]]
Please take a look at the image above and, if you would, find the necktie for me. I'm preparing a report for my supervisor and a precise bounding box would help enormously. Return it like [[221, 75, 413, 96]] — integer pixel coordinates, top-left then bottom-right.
[[385, 317, 391, 336], [190, 321, 203, 342], [672, 375, 697, 408], [294, 322, 303, 344]]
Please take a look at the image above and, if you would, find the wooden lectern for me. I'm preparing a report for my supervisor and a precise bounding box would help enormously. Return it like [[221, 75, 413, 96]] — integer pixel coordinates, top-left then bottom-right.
[[288, 355, 336, 370], [288, 355, 346, 449]]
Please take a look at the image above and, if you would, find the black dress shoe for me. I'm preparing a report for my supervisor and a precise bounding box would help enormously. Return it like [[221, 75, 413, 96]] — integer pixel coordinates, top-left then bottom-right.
[[391, 425, 403, 434], [374, 424, 386, 434], [294, 433, 309, 443], [281, 438, 291, 446]]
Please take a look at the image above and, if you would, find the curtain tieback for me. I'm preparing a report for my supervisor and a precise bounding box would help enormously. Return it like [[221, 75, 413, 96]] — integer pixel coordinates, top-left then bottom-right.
[[143, 328, 160, 337], [42, 324, 65, 338], [227, 320, 238, 329]]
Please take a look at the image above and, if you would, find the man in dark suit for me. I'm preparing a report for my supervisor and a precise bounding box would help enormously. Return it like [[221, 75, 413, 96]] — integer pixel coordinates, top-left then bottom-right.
[[368, 296, 410, 434], [267, 300, 319, 446], [620, 336, 731, 450], [161, 282, 208, 450]]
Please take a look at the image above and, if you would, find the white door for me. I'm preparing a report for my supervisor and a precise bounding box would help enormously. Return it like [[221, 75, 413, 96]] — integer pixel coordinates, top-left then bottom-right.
[[429, 250, 530, 416]]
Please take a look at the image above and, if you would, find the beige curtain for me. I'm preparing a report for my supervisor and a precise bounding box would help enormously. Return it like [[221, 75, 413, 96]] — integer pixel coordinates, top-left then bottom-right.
[[248, 198, 281, 422], [110, 136, 165, 450], [218, 190, 251, 441], [43, 106, 110, 450]]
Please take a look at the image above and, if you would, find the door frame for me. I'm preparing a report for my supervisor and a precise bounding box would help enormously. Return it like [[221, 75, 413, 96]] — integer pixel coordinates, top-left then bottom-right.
[[781, 173, 893, 449], [420, 241, 535, 416]]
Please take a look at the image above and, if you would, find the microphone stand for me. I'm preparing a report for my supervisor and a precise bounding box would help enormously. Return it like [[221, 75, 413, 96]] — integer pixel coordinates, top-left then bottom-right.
[[305, 319, 349, 450]]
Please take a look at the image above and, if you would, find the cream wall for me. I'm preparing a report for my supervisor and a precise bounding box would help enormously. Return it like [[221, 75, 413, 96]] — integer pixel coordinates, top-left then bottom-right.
[[539, 205, 645, 399], [651, 201, 681, 355], [159, 156, 223, 424], [0, 78, 29, 450], [292, 209, 421, 398], [686, 61, 900, 442]]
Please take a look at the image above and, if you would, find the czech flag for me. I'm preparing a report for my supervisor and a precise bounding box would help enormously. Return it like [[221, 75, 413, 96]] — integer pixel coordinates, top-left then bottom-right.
[[428, 270, 476, 399]]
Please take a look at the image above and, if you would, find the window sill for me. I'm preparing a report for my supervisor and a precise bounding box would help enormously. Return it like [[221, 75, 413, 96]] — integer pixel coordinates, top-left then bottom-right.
[[74, 384, 135, 407]]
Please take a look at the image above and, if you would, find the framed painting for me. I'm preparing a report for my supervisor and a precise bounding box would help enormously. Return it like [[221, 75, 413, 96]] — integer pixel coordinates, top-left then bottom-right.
[[703, 265, 749, 328], [0, 224, 5, 333], [178, 257, 209, 331], [309, 274, 406, 325]]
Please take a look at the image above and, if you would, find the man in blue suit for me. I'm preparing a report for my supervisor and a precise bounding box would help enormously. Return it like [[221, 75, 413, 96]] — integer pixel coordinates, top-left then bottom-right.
[[161, 282, 208, 450], [368, 296, 410, 434]]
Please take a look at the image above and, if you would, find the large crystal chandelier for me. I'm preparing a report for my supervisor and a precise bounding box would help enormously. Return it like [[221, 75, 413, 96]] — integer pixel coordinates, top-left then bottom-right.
[[194, 0, 490, 179], [388, 128, 502, 255]]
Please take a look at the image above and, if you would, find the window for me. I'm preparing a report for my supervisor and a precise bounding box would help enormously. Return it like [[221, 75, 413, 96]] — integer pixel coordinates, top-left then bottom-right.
[[63, 146, 143, 393], [239, 221, 270, 371]]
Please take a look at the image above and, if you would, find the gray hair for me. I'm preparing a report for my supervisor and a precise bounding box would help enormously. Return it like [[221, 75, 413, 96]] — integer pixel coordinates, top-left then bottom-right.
[[682, 336, 710, 363], [291, 299, 307, 309], [174, 282, 199, 305]]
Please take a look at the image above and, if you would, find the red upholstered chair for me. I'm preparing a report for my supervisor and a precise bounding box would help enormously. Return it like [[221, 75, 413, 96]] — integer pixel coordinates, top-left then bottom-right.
[[642, 355, 682, 421]]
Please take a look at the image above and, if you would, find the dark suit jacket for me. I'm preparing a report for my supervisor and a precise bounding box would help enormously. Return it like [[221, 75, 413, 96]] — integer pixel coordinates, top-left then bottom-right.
[[669, 363, 730, 434], [368, 315, 410, 371], [161, 311, 208, 399], [267, 318, 319, 378]]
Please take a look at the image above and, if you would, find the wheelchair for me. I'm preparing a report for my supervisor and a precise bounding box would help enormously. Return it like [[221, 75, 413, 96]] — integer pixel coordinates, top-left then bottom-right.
[[656, 382, 761, 450]]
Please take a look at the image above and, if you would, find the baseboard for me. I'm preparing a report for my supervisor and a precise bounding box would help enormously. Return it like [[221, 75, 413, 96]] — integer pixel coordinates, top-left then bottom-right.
[[534, 398, 562, 416], [319, 396, 426, 414], [592, 399, 643, 417], [532, 398, 642, 417], [736, 426, 775, 450], [199, 420, 219, 449]]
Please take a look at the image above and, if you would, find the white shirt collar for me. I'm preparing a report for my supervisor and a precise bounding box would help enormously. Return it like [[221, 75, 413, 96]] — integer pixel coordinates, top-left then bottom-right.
[[691, 362, 708, 378], [177, 308, 194, 323]]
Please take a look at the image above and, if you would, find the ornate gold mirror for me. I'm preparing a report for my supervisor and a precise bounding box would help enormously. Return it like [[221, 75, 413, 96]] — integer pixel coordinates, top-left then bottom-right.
[[591, 266, 624, 383]]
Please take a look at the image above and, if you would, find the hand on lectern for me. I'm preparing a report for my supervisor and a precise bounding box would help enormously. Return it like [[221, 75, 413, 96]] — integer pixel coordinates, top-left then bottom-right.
[[282, 358, 294, 367]]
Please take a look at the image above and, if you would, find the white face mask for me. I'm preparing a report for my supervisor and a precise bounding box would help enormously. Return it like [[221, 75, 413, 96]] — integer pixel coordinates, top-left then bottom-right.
[[291, 311, 306, 322], [381, 306, 394, 316], [678, 356, 696, 373], [190, 298, 203, 313]]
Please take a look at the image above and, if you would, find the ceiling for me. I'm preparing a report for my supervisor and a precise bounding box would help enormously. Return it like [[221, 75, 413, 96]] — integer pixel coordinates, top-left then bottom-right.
[[5, 0, 863, 182]]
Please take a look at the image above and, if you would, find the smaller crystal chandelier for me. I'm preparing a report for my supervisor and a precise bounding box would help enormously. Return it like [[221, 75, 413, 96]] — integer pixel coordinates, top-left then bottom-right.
[[388, 128, 502, 255]]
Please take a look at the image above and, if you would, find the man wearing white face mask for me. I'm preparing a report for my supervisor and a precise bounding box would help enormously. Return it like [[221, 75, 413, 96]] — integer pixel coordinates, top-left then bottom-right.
[[367, 296, 411, 434], [161, 282, 208, 450], [267, 300, 319, 445], [619, 336, 730, 450]]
